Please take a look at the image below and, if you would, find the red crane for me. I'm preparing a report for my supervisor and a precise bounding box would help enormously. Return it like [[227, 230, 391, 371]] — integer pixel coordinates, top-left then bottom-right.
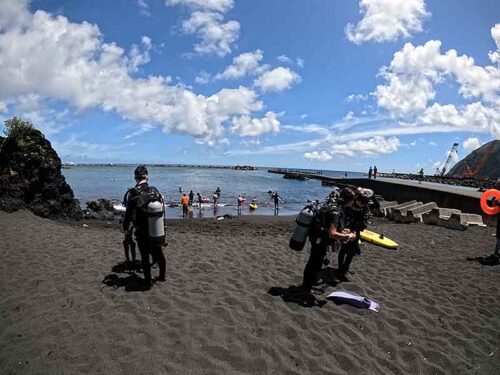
[[461, 142, 494, 178]]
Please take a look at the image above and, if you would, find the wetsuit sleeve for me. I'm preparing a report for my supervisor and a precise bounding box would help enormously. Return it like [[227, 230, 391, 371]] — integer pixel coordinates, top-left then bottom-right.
[[330, 211, 341, 229]]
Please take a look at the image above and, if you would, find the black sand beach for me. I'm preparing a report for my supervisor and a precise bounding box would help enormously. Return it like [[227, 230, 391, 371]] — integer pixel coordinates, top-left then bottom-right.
[[1, 210, 499, 374]]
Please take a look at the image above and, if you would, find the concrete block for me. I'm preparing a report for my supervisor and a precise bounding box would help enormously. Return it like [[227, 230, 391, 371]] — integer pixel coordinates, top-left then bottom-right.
[[380, 201, 400, 216], [453, 213, 485, 227], [397, 202, 438, 223], [386, 200, 418, 220], [393, 202, 423, 222], [439, 214, 469, 231], [373, 200, 398, 217], [422, 208, 462, 226]]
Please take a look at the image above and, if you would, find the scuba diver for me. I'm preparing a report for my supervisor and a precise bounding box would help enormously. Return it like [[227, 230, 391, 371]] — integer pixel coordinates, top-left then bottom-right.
[[123, 165, 166, 289], [272, 191, 281, 211], [296, 187, 371, 292]]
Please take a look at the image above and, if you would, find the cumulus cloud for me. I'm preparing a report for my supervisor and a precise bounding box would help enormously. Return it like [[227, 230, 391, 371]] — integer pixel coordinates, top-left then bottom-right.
[[346, 0, 429, 44], [166, 0, 239, 57], [254, 67, 301, 93], [374, 36, 500, 138], [0, 2, 269, 145], [304, 151, 332, 161], [231, 111, 280, 137], [215, 50, 265, 80], [463, 137, 482, 152], [329, 136, 401, 156], [489, 24, 500, 64]]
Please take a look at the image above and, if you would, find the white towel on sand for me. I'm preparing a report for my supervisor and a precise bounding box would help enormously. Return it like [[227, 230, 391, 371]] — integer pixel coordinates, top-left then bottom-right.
[[327, 291, 380, 312]]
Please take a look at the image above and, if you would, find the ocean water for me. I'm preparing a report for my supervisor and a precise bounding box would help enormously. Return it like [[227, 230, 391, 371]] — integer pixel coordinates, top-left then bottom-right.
[[62, 165, 363, 218]]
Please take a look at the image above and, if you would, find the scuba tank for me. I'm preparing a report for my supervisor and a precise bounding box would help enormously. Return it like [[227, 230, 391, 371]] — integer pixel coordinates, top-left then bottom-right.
[[289, 205, 316, 251], [147, 201, 165, 245]]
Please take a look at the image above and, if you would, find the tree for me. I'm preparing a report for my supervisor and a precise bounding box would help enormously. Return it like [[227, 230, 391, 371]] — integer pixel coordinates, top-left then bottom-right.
[[3, 117, 34, 137]]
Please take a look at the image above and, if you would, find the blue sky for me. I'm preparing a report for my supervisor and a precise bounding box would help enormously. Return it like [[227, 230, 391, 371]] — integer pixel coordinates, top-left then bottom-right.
[[0, 0, 498, 172]]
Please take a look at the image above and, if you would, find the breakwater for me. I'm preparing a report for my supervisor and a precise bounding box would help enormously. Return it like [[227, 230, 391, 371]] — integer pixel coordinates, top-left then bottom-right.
[[268, 169, 496, 225]]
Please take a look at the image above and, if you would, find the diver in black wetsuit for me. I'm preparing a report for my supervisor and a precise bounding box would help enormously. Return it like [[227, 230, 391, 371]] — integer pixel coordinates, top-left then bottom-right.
[[299, 187, 370, 291], [123, 165, 166, 289]]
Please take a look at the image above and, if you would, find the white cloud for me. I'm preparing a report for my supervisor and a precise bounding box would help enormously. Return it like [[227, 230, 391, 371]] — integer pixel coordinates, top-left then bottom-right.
[[346, 0, 429, 44], [329, 136, 401, 156], [346, 93, 368, 102], [137, 0, 151, 17], [296, 58, 304, 68], [428, 141, 437, 146], [165, 0, 233, 13], [277, 54, 293, 64], [300, 113, 308, 120], [195, 70, 211, 84], [124, 123, 155, 139], [304, 151, 332, 161], [231, 111, 280, 137], [215, 50, 265, 80], [0, 3, 264, 145], [282, 124, 331, 136], [409, 140, 417, 146], [254, 67, 301, 93], [166, 0, 239, 57], [0, 0, 30, 31], [489, 24, 500, 64], [4, 94, 70, 136], [374, 37, 500, 138], [53, 135, 135, 161], [463, 137, 482, 152]]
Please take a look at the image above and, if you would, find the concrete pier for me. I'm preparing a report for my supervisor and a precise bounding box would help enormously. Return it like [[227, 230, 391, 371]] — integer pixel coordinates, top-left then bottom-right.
[[268, 169, 495, 225]]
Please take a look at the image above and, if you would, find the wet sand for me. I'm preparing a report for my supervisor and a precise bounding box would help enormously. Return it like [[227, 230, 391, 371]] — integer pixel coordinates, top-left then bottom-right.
[[0, 210, 499, 374]]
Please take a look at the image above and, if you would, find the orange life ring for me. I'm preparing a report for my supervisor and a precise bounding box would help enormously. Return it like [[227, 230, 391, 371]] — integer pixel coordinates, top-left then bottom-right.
[[480, 189, 500, 215]]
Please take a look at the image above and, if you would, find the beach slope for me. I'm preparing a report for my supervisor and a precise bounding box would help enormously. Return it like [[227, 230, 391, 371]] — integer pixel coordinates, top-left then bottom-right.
[[0, 210, 499, 374]]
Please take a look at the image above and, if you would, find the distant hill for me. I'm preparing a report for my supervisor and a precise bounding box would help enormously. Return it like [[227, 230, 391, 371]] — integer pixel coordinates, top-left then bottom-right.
[[447, 140, 500, 180]]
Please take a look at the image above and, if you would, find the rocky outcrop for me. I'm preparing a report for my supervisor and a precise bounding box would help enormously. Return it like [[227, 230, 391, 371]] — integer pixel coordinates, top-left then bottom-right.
[[0, 119, 83, 220], [83, 199, 116, 220]]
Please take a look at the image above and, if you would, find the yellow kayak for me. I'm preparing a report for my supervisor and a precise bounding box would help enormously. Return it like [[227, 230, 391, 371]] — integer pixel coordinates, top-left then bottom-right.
[[360, 230, 398, 249]]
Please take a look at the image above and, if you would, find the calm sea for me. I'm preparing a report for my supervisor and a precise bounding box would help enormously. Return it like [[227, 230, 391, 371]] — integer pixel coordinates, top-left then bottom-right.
[[62, 165, 363, 218]]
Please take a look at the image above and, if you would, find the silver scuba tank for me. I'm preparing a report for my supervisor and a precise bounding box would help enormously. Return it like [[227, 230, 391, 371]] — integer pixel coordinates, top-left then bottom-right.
[[147, 201, 165, 245], [289, 206, 315, 251]]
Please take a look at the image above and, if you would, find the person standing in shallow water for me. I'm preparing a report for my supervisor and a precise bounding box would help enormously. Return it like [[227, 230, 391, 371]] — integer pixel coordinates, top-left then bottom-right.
[[188, 190, 194, 206], [122, 165, 166, 289], [373, 166, 377, 179], [368, 166, 372, 179], [181, 193, 189, 218]]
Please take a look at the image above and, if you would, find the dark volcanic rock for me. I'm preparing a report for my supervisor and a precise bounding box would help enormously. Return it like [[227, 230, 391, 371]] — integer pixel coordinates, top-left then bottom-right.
[[0, 123, 83, 220], [84, 199, 116, 220]]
